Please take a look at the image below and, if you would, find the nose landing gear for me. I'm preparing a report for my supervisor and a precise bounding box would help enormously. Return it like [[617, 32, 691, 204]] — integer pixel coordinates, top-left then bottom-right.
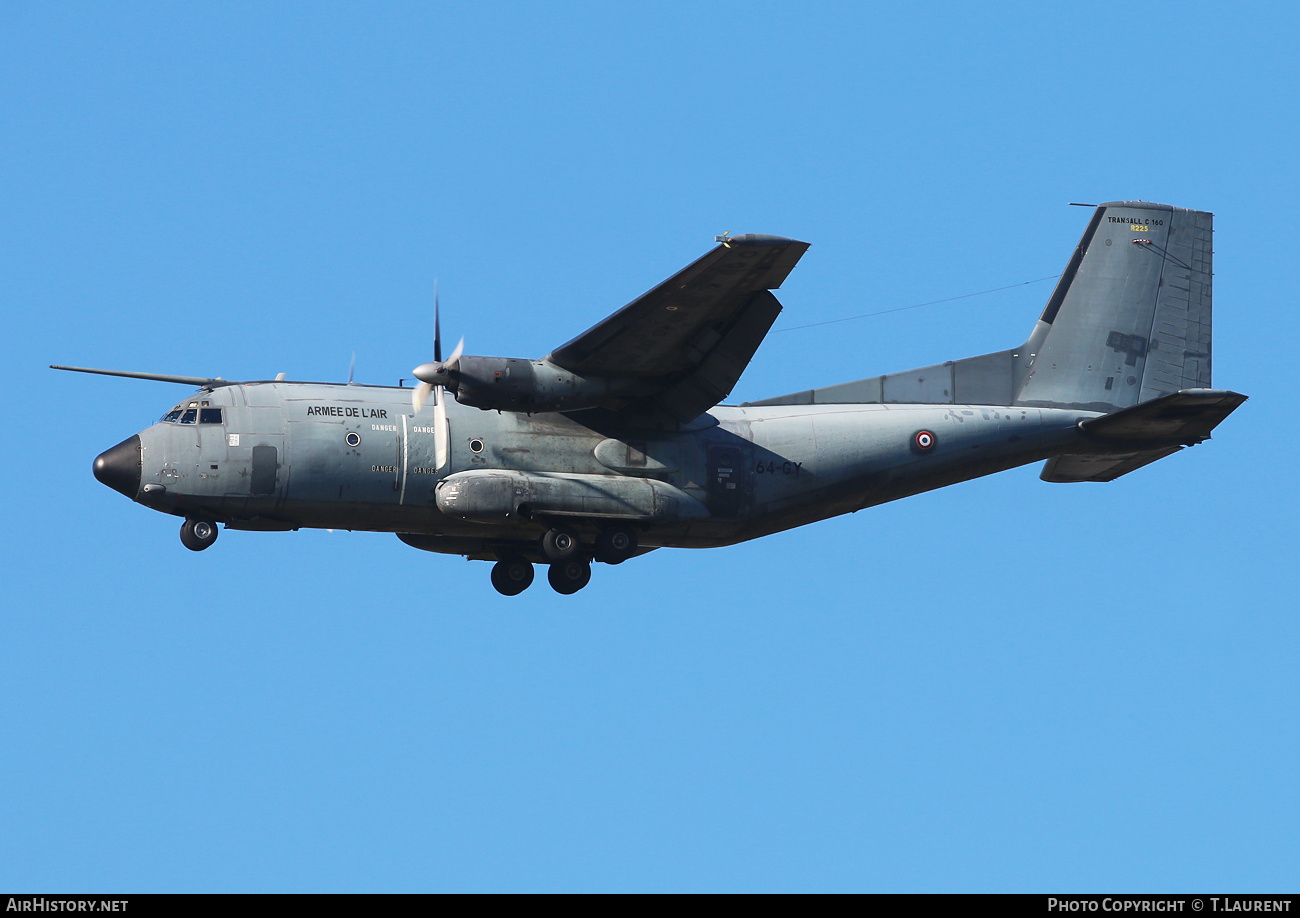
[[180, 518, 219, 552]]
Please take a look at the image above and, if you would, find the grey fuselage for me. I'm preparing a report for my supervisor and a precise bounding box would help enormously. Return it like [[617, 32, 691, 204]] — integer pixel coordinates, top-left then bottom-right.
[[121, 380, 1099, 559]]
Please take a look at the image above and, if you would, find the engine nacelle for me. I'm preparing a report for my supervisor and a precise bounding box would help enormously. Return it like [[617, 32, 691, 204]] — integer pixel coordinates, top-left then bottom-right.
[[451, 356, 629, 412]]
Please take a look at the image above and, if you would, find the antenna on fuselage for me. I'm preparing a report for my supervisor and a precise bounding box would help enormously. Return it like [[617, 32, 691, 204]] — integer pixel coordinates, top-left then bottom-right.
[[347, 352, 356, 385]]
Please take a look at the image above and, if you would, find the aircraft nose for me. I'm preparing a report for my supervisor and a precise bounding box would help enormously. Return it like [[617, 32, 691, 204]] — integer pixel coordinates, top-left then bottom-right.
[[93, 435, 142, 499]]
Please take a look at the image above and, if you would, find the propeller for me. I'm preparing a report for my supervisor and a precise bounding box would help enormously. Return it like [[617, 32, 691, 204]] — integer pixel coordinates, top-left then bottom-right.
[[411, 283, 463, 470]]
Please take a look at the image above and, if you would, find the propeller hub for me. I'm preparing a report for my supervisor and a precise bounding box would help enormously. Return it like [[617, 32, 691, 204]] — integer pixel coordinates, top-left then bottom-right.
[[413, 363, 452, 386]]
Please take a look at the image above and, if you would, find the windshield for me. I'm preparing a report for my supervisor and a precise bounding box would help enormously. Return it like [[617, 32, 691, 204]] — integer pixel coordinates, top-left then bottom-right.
[[161, 401, 223, 424]]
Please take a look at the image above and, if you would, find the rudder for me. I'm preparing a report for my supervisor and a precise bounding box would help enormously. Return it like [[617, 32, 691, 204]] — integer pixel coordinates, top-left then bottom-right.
[[1015, 201, 1214, 412]]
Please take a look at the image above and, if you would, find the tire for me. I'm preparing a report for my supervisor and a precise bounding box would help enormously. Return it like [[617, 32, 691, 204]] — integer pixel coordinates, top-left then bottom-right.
[[490, 556, 534, 596], [595, 524, 637, 564], [180, 518, 219, 552], [540, 525, 582, 562], [547, 559, 592, 595]]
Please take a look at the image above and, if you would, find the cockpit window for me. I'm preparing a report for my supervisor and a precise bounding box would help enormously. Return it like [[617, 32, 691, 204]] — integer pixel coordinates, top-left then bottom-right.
[[179, 409, 198, 424], [199, 408, 223, 424], [163, 409, 184, 422]]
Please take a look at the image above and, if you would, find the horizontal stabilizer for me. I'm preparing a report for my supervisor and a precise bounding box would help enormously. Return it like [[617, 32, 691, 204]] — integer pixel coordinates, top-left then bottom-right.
[[1078, 388, 1247, 446], [1041, 447, 1183, 483], [1042, 388, 1246, 482]]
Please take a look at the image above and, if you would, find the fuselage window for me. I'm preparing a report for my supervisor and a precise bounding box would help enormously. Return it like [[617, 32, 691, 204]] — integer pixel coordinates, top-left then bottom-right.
[[162, 409, 184, 423], [199, 408, 224, 424], [179, 409, 198, 424]]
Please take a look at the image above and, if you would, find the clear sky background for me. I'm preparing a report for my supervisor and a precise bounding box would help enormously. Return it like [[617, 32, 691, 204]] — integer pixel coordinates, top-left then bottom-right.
[[2, 2, 1296, 892]]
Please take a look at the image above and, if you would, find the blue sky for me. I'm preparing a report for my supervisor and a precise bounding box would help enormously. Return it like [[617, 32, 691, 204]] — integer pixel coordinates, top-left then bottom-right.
[[2, 2, 1296, 892]]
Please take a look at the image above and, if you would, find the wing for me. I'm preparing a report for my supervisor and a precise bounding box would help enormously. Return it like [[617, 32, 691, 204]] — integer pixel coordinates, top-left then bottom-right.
[[547, 234, 809, 426]]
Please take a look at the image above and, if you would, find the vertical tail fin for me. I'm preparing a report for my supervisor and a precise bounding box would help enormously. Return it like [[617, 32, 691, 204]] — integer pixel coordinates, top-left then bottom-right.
[[1015, 201, 1214, 411], [741, 201, 1220, 414]]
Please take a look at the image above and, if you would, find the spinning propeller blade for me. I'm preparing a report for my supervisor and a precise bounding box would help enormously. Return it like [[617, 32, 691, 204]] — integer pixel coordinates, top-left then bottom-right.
[[411, 283, 459, 470], [433, 385, 448, 470], [434, 282, 442, 363], [445, 336, 464, 369], [412, 380, 433, 414]]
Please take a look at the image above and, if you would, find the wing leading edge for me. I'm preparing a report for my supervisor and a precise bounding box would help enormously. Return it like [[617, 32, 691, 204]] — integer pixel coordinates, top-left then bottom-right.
[[548, 234, 809, 426]]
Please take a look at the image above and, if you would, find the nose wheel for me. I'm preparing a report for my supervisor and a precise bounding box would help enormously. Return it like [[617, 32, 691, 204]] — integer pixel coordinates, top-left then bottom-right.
[[180, 518, 219, 552]]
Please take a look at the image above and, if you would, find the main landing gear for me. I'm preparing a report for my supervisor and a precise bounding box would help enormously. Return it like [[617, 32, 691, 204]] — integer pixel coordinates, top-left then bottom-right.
[[487, 523, 639, 596], [489, 554, 592, 596], [540, 524, 582, 562], [594, 523, 637, 564], [180, 518, 219, 552], [490, 554, 535, 596], [547, 559, 591, 595]]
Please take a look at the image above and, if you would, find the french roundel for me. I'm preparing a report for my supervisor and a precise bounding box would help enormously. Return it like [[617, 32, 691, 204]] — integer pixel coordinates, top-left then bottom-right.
[[914, 430, 935, 450]]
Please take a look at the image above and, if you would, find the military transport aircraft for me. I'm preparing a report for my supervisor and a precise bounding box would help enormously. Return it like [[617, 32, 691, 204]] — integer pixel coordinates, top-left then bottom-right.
[[57, 201, 1245, 595]]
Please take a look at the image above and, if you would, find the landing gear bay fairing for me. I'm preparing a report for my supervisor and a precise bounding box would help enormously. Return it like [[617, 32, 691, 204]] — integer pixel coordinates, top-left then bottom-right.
[[62, 202, 1245, 595]]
